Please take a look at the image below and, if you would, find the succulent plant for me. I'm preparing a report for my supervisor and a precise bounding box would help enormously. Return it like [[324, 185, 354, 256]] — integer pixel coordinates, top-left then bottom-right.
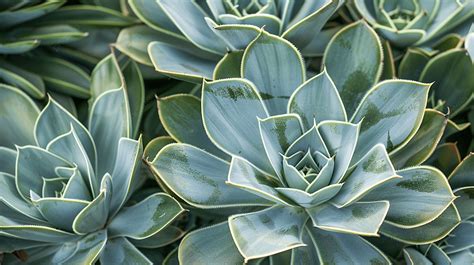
[[0, 0, 138, 101], [0, 80, 183, 263], [353, 0, 474, 48], [373, 153, 474, 265], [147, 23, 458, 263], [117, 0, 345, 83]]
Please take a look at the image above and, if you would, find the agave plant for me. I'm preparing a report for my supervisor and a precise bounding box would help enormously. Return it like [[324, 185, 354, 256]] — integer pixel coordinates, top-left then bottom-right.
[[0, 79, 184, 263], [147, 22, 458, 263], [0, 0, 138, 102], [353, 0, 474, 48], [117, 0, 345, 83]]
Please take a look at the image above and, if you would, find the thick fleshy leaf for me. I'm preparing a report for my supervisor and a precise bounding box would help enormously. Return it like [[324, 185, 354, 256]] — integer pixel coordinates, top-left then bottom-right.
[[403, 248, 432, 265], [108, 193, 184, 239], [453, 187, 474, 220], [288, 69, 346, 129], [258, 114, 303, 179], [130, 225, 184, 248], [128, 0, 182, 37], [35, 98, 96, 169], [178, 222, 244, 264], [307, 201, 389, 236], [34, 198, 88, 232], [0, 147, 16, 175], [308, 226, 391, 264], [89, 88, 131, 176], [448, 153, 474, 189], [219, 14, 281, 35], [381, 204, 460, 244], [0, 84, 39, 148], [0, 40, 39, 54], [276, 184, 343, 208], [0, 225, 77, 243], [46, 127, 97, 195], [72, 174, 111, 235], [108, 137, 143, 216], [0, 59, 45, 99], [390, 109, 447, 169], [227, 156, 290, 206], [242, 31, 305, 115], [34, 5, 139, 26], [228, 206, 308, 261], [7, 25, 87, 45], [207, 20, 260, 51], [202, 78, 273, 173], [15, 146, 71, 200], [151, 144, 269, 208], [0, 1, 64, 29], [318, 121, 359, 184], [332, 144, 399, 207], [351, 80, 430, 163], [365, 166, 455, 228], [157, 0, 226, 54], [12, 55, 90, 98], [426, 143, 462, 176], [420, 49, 474, 116], [0, 173, 44, 222], [213, 51, 243, 79], [442, 221, 474, 254], [100, 237, 152, 265], [283, 0, 340, 50], [158, 94, 226, 158], [398, 48, 430, 80], [144, 136, 175, 162], [148, 41, 218, 83], [323, 20, 383, 116]]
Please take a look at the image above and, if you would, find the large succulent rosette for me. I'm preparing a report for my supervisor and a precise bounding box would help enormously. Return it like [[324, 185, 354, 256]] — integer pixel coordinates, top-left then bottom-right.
[[0, 84, 184, 264], [148, 24, 458, 264], [118, 0, 344, 82]]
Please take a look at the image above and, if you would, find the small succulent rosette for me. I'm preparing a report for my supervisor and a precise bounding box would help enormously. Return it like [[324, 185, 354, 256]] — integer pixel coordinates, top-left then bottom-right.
[[119, 0, 344, 82], [148, 24, 458, 264], [353, 0, 473, 48], [0, 85, 184, 264]]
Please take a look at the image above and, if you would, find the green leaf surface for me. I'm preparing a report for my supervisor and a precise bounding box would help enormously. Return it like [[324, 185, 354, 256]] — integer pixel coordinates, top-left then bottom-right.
[[89, 88, 131, 176], [151, 144, 268, 208], [332, 144, 398, 207], [213, 50, 243, 79], [448, 153, 474, 189], [158, 94, 227, 159], [100, 237, 152, 265], [381, 204, 460, 244], [0, 84, 39, 148], [242, 31, 305, 115], [0, 58, 45, 98], [389, 109, 447, 169], [398, 48, 430, 80], [308, 226, 390, 264], [420, 49, 474, 116], [35, 198, 88, 232], [288, 69, 347, 129], [307, 201, 389, 236], [108, 193, 184, 239], [351, 80, 430, 163], [323, 20, 382, 116], [0, 40, 39, 54], [0, 1, 64, 29], [365, 166, 455, 228], [178, 222, 244, 264], [229, 206, 308, 261], [202, 78, 273, 173]]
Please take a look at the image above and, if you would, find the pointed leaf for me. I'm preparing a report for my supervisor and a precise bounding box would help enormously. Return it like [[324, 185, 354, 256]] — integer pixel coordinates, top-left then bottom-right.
[[242, 31, 305, 115], [35, 198, 88, 232], [323, 21, 383, 116], [229, 206, 308, 261], [100, 237, 152, 265]]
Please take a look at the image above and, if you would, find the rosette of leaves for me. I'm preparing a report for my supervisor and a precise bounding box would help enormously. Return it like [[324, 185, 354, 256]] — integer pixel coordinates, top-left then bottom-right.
[[117, 0, 344, 83], [147, 23, 458, 264], [0, 0, 138, 101], [353, 0, 474, 48], [0, 82, 184, 264]]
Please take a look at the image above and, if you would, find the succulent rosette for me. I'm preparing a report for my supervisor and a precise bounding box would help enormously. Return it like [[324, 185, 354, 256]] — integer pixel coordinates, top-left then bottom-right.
[[117, 0, 344, 83], [353, 0, 474, 48], [148, 22, 458, 264], [0, 83, 184, 264]]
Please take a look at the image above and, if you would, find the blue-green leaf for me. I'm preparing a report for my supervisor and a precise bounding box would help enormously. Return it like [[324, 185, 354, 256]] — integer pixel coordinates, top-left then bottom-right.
[[100, 237, 152, 265]]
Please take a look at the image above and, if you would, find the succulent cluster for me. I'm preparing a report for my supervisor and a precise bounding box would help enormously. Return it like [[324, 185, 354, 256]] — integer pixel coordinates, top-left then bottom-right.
[[0, 0, 473, 264]]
